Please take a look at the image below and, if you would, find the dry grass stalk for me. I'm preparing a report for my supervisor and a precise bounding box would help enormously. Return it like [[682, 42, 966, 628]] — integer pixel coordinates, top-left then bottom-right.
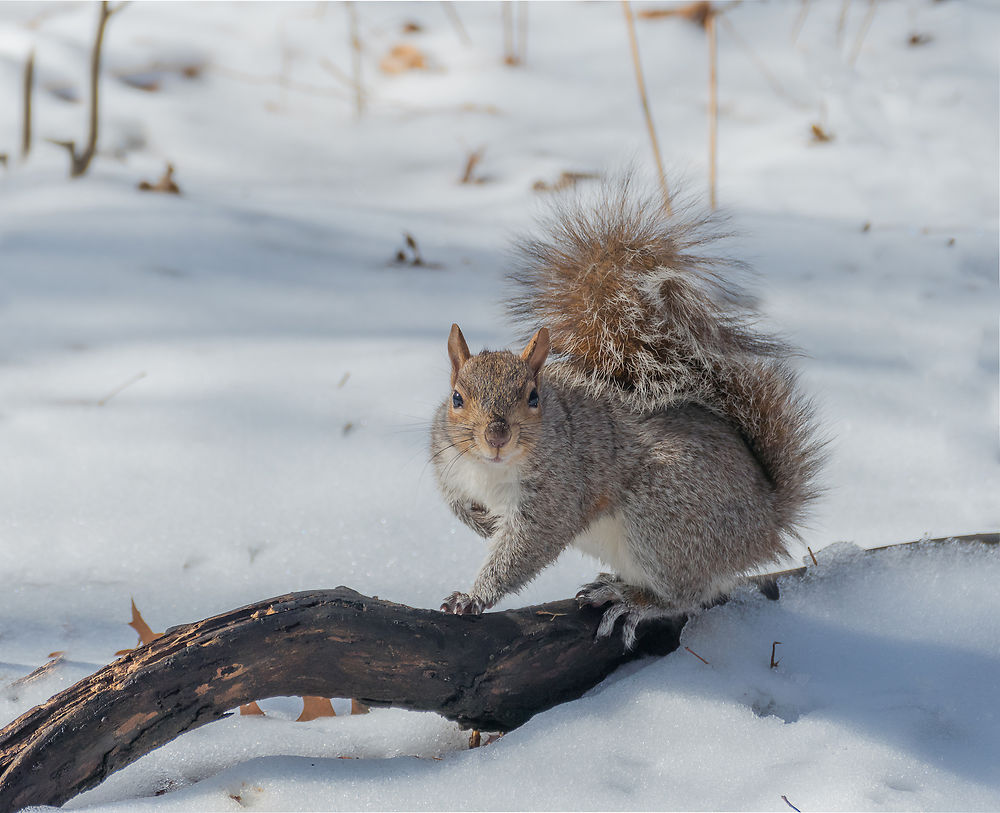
[[460, 147, 485, 183], [718, 14, 803, 108], [836, 0, 851, 46], [22, 49, 34, 159], [770, 641, 782, 668], [790, 0, 810, 45], [707, 8, 718, 210], [501, 2, 527, 65], [54, 1, 127, 177], [517, 0, 528, 65], [848, 0, 876, 66], [621, 0, 672, 214], [441, 1, 472, 45], [346, 1, 364, 117], [637, 1, 711, 27]]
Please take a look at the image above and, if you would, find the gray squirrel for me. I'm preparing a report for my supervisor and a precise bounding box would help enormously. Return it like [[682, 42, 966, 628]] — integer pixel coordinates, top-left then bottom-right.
[[430, 179, 824, 648]]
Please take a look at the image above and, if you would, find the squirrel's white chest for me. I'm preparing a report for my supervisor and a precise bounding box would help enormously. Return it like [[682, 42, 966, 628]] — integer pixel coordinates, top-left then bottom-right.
[[442, 450, 523, 515], [572, 512, 655, 590]]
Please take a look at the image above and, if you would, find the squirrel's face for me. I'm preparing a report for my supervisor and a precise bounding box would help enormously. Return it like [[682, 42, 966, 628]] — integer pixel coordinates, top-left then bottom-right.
[[445, 323, 550, 465]]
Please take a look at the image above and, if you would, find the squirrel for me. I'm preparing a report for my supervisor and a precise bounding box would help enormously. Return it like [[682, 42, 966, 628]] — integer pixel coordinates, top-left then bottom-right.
[[430, 178, 824, 648]]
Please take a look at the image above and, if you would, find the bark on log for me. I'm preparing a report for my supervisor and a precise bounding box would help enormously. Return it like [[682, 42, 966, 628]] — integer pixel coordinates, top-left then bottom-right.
[[0, 531, 995, 811]]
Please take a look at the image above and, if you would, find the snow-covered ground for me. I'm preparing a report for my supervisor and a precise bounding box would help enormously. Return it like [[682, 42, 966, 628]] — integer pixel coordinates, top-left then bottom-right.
[[0, 1, 997, 810]]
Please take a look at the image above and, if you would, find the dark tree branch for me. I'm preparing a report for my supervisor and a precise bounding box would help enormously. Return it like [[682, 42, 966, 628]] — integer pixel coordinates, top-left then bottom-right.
[[0, 532, 995, 811], [0, 589, 684, 811]]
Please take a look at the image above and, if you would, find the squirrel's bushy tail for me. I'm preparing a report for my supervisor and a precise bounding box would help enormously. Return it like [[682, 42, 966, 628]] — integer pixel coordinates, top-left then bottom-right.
[[508, 178, 825, 538]]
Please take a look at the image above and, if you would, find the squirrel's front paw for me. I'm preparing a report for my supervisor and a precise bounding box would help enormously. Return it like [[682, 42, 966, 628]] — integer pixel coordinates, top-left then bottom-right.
[[440, 591, 486, 615]]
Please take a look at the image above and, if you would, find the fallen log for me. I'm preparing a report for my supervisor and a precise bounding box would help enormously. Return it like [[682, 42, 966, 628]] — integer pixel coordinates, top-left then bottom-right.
[[0, 589, 685, 812], [0, 531, 995, 811]]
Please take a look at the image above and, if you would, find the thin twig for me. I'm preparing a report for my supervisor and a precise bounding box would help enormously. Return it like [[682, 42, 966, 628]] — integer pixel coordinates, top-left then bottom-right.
[[621, 0, 671, 214], [836, 0, 851, 47], [517, 0, 528, 65], [212, 64, 349, 100], [60, 1, 121, 177], [790, 0, 810, 45], [22, 49, 34, 159], [97, 372, 146, 406], [770, 641, 782, 668], [346, 1, 364, 118], [782, 795, 802, 812], [848, 0, 876, 67], [707, 8, 718, 210], [319, 56, 364, 95], [441, 1, 472, 46], [718, 14, 806, 109], [684, 646, 709, 664]]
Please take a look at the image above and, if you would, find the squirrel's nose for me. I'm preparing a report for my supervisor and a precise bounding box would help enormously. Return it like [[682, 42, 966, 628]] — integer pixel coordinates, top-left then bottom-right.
[[485, 420, 511, 449]]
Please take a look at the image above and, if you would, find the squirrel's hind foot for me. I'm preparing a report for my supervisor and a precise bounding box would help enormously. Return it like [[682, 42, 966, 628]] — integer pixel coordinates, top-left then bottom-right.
[[441, 591, 486, 615], [577, 575, 686, 650]]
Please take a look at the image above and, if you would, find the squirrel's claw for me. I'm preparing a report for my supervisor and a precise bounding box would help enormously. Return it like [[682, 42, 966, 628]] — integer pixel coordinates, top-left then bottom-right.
[[440, 591, 485, 615], [575, 573, 624, 607], [577, 576, 683, 650]]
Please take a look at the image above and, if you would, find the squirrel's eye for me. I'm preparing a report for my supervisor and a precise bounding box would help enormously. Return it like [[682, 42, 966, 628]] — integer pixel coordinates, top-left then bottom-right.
[[452, 391, 464, 409], [528, 388, 539, 408]]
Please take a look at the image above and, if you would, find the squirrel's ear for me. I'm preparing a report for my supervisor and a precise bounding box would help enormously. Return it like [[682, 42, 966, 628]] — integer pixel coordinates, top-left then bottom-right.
[[448, 323, 472, 386], [521, 327, 550, 377]]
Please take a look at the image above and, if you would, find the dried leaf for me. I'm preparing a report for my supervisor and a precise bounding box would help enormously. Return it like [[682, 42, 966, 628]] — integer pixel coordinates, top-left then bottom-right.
[[240, 701, 265, 716], [138, 163, 180, 194], [810, 123, 833, 143], [351, 698, 370, 715], [128, 599, 162, 646], [298, 695, 337, 721], [379, 43, 427, 74]]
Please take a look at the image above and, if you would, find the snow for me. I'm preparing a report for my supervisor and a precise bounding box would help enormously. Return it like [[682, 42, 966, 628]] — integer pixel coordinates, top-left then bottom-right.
[[0, 0, 997, 810]]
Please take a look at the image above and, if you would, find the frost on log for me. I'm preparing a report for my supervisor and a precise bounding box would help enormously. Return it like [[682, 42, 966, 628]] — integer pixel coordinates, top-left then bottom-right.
[[0, 532, 995, 811]]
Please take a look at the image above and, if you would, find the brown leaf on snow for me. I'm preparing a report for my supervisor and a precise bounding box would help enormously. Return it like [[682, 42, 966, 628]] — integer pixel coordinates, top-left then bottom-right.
[[240, 701, 266, 716], [379, 43, 427, 74], [297, 696, 337, 721], [138, 163, 181, 194], [810, 123, 833, 143], [128, 599, 163, 646]]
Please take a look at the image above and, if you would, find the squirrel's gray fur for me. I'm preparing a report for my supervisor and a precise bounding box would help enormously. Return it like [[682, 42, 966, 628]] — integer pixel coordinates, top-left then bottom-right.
[[431, 178, 825, 648]]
